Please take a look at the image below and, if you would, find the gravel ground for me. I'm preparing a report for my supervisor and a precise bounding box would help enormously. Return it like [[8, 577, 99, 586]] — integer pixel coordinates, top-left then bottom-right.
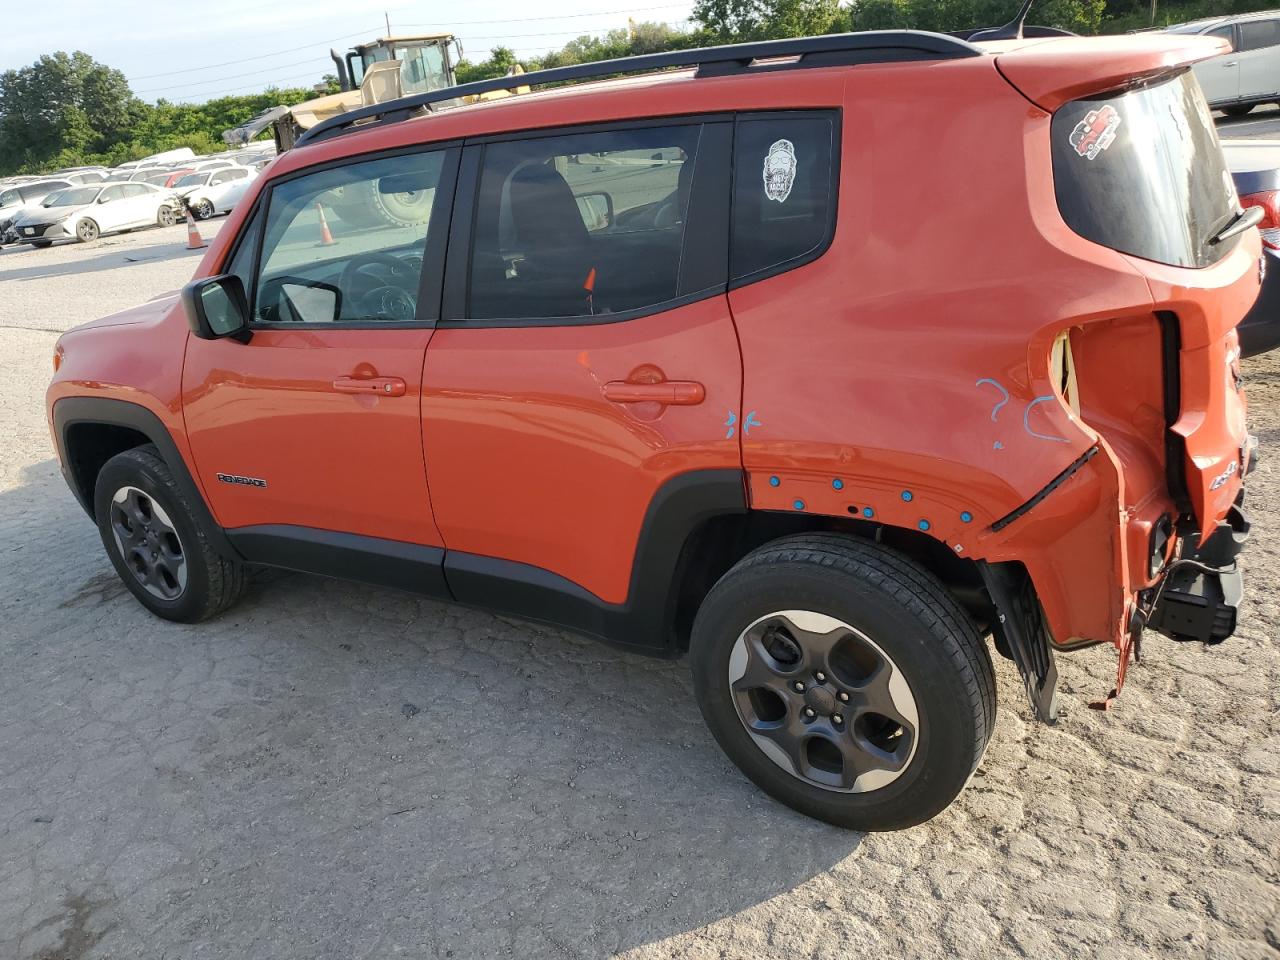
[[0, 226, 1277, 959]]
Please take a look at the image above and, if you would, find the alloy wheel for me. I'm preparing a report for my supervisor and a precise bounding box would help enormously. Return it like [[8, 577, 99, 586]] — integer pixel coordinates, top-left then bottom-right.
[[727, 610, 919, 793], [108, 485, 188, 600], [77, 219, 99, 242], [194, 200, 214, 220]]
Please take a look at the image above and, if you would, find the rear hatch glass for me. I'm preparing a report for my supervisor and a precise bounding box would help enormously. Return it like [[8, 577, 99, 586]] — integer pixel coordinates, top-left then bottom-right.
[[1052, 70, 1238, 268]]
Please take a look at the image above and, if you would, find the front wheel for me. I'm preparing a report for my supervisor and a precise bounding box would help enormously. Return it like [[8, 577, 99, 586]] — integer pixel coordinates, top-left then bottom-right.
[[1223, 104, 1255, 118], [192, 199, 215, 220], [31, 240, 52, 249], [76, 218, 100, 243], [690, 533, 996, 831], [157, 205, 177, 227], [94, 446, 246, 623]]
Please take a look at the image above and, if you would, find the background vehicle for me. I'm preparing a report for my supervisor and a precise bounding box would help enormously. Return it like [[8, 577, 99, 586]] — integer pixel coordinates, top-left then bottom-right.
[[181, 167, 257, 219], [1167, 10, 1280, 115], [170, 166, 256, 219], [1224, 138, 1280, 355], [221, 33, 462, 152], [13, 181, 177, 246], [139, 167, 196, 189], [0, 178, 73, 244]]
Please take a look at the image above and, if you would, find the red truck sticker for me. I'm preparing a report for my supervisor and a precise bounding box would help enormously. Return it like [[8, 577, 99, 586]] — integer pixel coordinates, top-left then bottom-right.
[[1069, 104, 1121, 160]]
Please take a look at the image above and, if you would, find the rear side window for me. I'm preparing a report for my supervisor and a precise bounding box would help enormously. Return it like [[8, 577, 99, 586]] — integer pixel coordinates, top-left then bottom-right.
[[1052, 70, 1238, 268], [467, 124, 701, 320], [731, 113, 836, 283], [1240, 19, 1280, 51]]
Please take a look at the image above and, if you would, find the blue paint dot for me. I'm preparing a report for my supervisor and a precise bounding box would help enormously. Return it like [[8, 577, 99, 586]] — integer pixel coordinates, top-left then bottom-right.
[[862, 507, 874, 518], [832, 478, 844, 490], [901, 490, 914, 502], [960, 511, 973, 523], [918, 519, 931, 531], [793, 499, 806, 511], [768, 476, 780, 487]]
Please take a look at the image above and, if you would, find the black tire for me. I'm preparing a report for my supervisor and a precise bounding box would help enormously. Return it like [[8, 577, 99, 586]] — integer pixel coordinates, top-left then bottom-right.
[[76, 218, 99, 243], [193, 199, 215, 221], [690, 533, 996, 831], [30, 240, 52, 249], [157, 205, 177, 227], [93, 445, 246, 623], [1223, 104, 1255, 118]]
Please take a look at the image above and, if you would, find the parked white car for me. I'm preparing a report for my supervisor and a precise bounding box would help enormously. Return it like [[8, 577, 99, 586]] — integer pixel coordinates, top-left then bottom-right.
[[1167, 10, 1280, 116], [0, 179, 73, 244], [11, 182, 179, 246], [173, 166, 257, 219]]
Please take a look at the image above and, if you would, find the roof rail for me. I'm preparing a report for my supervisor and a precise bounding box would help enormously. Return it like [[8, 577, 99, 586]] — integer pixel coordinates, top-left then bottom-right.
[[294, 30, 981, 147]]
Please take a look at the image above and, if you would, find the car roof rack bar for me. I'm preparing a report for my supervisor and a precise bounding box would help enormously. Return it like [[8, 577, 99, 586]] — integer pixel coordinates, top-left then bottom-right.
[[295, 30, 982, 147]]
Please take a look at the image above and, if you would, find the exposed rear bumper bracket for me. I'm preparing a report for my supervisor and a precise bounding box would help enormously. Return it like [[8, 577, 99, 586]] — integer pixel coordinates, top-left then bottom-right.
[[1147, 500, 1250, 645], [979, 561, 1058, 723]]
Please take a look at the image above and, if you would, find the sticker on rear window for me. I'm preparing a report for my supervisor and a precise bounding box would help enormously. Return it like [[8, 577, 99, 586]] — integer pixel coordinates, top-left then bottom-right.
[[1069, 104, 1121, 160], [763, 139, 797, 202]]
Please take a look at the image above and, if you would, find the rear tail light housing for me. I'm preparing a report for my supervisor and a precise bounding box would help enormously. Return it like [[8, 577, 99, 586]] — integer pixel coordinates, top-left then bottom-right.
[[1238, 189, 1280, 250]]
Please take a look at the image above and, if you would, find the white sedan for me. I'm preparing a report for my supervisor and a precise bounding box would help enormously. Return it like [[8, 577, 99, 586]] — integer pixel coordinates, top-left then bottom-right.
[[11, 181, 179, 246], [172, 166, 257, 220]]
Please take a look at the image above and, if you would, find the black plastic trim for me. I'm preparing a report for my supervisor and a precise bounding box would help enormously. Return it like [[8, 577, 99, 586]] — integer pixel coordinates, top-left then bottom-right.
[[51, 397, 241, 560], [1159, 311, 1194, 514], [295, 32, 981, 146], [227, 525, 450, 598], [989, 445, 1099, 532]]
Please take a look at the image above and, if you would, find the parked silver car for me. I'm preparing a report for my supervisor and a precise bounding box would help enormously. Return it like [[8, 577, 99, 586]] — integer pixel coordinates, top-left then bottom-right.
[[1167, 10, 1280, 116]]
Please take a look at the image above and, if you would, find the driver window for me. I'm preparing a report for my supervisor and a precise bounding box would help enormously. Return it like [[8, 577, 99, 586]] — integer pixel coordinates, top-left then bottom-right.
[[253, 150, 444, 324]]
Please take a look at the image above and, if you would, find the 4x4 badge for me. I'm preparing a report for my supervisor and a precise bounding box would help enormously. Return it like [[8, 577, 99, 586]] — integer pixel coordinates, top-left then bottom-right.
[[763, 139, 797, 202]]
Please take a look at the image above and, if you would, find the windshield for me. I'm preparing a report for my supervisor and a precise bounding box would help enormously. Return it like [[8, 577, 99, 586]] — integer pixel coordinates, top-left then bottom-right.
[[44, 187, 100, 207], [1052, 69, 1239, 268], [175, 173, 209, 188]]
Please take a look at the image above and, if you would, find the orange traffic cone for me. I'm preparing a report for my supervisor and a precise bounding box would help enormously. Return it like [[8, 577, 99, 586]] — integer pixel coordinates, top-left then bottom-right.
[[184, 207, 206, 250], [316, 202, 336, 246]]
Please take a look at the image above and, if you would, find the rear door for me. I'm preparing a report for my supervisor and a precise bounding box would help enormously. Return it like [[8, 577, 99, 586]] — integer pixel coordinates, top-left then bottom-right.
[[182, 146, 459, 578], [422, 119, 741, 611], [1193, 24, 1241, 106], [1237, 18, 1280, 100]]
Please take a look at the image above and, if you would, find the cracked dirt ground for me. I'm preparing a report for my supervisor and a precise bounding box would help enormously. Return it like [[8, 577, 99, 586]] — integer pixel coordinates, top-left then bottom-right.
[[0, 232, 1277, 959]]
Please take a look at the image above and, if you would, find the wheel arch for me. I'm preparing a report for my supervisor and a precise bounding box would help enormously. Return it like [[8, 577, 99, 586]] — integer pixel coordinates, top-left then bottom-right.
[[52, 397, 239, 559]]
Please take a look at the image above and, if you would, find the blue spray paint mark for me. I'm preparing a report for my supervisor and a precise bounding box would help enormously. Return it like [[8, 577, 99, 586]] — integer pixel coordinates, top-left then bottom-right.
[[918, 519, 931, 532], [724, 410, 737, 440], [832, 478, 844, 490], [769, 475, 780, 487], [793, 499, 805, 511], [901, 490, 913, 502], [743, 411, 762, 436], [975, 377, 1010, 421], [863, 507, 875, 518], [993, 440, 1004, 451], [960, 511, 973, 523], [1023, 395, 1071, 443]]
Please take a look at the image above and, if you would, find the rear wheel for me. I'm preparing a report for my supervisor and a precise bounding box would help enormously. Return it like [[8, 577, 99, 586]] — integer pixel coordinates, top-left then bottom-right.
[[1223, 104, 1255, 118], [76, 218, 99, 243], [94, 446, 246, 623], [690, 533, 996, 830]]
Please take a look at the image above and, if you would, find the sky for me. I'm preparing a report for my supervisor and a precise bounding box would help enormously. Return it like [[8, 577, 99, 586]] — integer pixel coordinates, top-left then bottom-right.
[[2, 0, 697, 103]]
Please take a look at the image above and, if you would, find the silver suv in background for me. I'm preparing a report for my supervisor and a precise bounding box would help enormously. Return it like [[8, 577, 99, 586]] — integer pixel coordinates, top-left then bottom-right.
[[1167, 10, 1280, 116]]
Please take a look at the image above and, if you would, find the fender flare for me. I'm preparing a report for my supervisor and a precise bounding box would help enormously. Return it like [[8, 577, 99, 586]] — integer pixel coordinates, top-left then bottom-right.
[[52, 396, 240, 560]]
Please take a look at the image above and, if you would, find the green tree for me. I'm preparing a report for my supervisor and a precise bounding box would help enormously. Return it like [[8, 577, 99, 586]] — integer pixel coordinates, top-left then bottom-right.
[[0, 51, 144, 172], [694, 0, 844, 40]]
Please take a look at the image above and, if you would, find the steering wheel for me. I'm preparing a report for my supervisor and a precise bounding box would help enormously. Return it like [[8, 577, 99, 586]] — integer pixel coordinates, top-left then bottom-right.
[[339, 252, 419, 321]]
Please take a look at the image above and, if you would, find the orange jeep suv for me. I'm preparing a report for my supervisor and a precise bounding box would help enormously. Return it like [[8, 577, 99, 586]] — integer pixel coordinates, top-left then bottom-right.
[[47, 29, 1259, 830]]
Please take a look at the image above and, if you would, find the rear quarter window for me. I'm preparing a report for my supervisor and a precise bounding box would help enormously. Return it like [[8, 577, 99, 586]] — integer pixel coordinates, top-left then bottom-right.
[[731, 112, 837, 284]]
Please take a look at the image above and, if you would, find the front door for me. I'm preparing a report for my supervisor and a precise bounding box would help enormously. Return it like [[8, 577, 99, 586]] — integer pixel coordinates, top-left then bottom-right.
[[1195, 25, 1241, 106], [422, 122, 742, 613], [1237, 18, 1280, 99], [183, 146, 459, 572]]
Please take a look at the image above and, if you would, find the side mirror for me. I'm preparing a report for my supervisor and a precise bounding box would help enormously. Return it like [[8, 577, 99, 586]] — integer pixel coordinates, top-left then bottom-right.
[[182, 274, 251, 343], [97, 195, 112, 204], [575, 191, 613, 232]]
